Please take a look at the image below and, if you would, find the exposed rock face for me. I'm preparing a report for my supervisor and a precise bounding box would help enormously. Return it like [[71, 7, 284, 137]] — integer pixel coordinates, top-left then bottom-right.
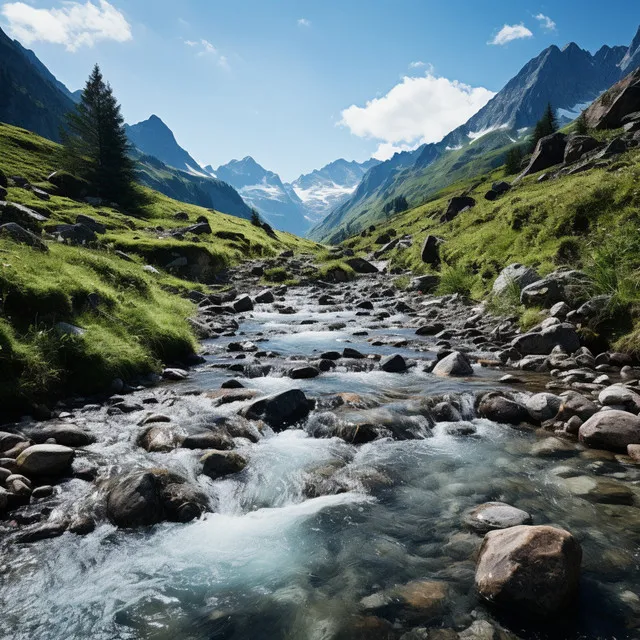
[[16, 444, 74, 476], [440, 196, 475, 223], [464, 502, 532, 534], [433, 351, 473, 377], [579, 410, 640, 451], [584, 67, 640, 130], [564, 135, 599, 164], [241, 389, 311, 430], [517, 133, 567, 180], [0, 200, 47, 232], [421, 235, 443, 266], [493, 264, 540, 296], [105, 469, 208, 527], [475, 525, 582, 617]]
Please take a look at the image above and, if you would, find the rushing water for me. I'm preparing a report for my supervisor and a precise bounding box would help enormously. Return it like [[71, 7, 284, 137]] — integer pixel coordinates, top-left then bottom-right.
[[1, 291, 640, 639]]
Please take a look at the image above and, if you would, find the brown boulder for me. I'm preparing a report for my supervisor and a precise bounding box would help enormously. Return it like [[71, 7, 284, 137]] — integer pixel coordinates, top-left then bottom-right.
[[578, 410, 640, 451], [475, 525, 581, 617]]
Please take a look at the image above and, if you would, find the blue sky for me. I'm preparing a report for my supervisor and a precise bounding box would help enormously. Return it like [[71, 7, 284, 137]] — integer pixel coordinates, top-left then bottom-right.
[[1, 0, 638, 181]]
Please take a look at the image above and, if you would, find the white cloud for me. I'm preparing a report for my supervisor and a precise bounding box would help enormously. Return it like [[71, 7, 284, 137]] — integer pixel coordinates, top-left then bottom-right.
[[488, 23, 533, 46], [0, 0, 131, 51], [535, 13, 556, 31], [184, 38, 229, 69], [297, 18, 311, 27], [339, 72, 496, 157]]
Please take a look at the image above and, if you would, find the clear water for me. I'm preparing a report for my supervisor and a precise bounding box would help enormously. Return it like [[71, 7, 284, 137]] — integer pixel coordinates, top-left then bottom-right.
[[1, 297, 640, 639]]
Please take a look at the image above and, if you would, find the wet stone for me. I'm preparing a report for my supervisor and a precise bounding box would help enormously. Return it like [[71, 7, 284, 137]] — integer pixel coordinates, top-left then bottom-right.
[[463, 502, 533, 533]]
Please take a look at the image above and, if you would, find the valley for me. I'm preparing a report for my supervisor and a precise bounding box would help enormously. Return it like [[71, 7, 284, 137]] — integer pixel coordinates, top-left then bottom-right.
[[1, 8, 640, 640]]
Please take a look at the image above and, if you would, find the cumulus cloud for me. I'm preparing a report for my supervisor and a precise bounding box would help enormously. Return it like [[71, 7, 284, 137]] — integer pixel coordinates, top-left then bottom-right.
[[0, 0, 131, 51], [339, 72, 495, 160], [535, 13, 556, 31], [184, 38, 229, 69], [297, 18, 311, 27], [488, 23, 533, 46]]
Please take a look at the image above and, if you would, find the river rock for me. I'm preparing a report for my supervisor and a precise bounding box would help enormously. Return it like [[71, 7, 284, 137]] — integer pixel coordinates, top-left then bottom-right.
[[201, 450, 247, 479], [493, 264, 540, 296], [182, 431, 234, 450], [433, 351, 473, 377], [241, 389, 311, 430], [598, 385, 640, 413], [511, 324, 580, 356], [555, 391, 599, 422], [346, 257, 378, 274], [525, 393, 562, 422], [255, 289, 274, 303], [16, 444, 74, 476], [137, 425, 182, 452], [380, 354, 407, 373], [475, 524, 581, 617], [562, 475, 635, 505], [463, 502, 532, 533], [478, 394, 529, 426], [233, 295, 254, 312], [361, 580, 448, 622], [579, 410, 640, 451], [31, 424, 95, 447], [288, 365, 320, 379], [106, 470, 208, 527]]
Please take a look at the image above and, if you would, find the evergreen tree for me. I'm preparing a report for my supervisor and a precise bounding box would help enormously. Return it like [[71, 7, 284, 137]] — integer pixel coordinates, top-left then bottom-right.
[[62, 64, 136, 206], [529, 102, 558, 152], [250, 208, 261, 226], [504, 145, 524, 175], [575, 110, 589, 135]]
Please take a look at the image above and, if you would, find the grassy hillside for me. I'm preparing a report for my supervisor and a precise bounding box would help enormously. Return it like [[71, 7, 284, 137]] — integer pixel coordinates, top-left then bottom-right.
[[310, 128, 527, 243], [344, 142, 640, 346], [0, 122, 320, 415]]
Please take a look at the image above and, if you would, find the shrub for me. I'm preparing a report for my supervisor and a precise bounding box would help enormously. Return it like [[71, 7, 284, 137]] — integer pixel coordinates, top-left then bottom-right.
[[437, 264, 476, 297]]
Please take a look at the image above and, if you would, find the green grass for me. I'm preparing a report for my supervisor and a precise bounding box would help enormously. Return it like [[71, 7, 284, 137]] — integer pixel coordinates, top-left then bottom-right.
[[0, 122, 323, 414], [343, 144, 640, 350], [316, 260, 356, 282], [436, 264, 476, 297]]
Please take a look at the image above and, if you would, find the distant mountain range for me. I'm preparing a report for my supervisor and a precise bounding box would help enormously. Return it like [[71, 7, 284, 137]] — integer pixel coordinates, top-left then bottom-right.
[[309, 25, 640, 242]]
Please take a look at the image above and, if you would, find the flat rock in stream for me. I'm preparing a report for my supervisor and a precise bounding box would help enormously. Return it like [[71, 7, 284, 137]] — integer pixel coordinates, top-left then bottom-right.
[[16, 444, 74, 476], [464, 502, 533, 533]]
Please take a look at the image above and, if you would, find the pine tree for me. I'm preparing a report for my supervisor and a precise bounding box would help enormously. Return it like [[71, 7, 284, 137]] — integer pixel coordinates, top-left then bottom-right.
[[575, 111, 589, 135], [504, 146, 524, 175], [62, 64, 137, 206], [529, 102, 558, 152], [250, 208, 261, 226]]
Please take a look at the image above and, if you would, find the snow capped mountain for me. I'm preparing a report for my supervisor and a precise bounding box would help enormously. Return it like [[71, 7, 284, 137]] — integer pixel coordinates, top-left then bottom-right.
[[126, 115, 207, 177], [213, 157, 309, 235], [289, 158, 380, 224]]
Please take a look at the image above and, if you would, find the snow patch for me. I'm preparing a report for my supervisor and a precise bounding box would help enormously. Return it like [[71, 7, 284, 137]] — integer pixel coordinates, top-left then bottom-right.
[[185, 164, 210, 178], [467, 123, 509, 142], [445, 145, 463, 151], [556, 101, 591, 122]]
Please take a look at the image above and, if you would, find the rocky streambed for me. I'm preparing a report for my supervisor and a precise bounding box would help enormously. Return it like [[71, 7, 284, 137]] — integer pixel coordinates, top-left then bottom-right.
[[1, 260, 640, 639]]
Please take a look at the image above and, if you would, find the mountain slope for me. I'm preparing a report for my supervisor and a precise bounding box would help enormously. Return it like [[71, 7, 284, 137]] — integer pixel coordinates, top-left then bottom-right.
[[214, 157, 309, 235], [126, 115, 206, 176], [289, 158, 379, 225], [310, 29, 639, 242], [0, 26, 75, 141]]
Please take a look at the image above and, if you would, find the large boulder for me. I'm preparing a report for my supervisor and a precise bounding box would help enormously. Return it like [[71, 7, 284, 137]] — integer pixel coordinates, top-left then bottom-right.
[[241, 389, 311, 430], [51, 223, 97, 245], [0, 201, 47, 232], [579, 410, 640, 451], [105, 469, 208, 527], [440, 196, 475, 223], [76, 214, 106, 234], [233, 295, 254, 313], [525, 393, 562, 423], [475, 525, 582, 617], [0, 222, 47, 251], [598, 385, 640, 413], [517, 133, 567, 180], [200, 450, 247, 479], [564, 135, 599, 164], [492, 264, 540, 297], [47, 171, 89, 199], [584, 67, 640, 130], [346, 257, 378, 274], [478, 393, 529, 426], [511, 324, 580, 356], [16, 444, 74, 476], [433, 351, 473, 377], [410, 274, 440, 293], [420, 235, 443, 266], [520, 270, 588, 307]]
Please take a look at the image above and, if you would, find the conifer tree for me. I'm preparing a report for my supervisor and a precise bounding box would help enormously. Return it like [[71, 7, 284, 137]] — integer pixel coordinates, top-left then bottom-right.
[[529, 103, 558, 151], [62, 64, 136, 206], [575, 110, 589, 135], [504, 145, 524, 175], [250, 208, 261, 226]]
